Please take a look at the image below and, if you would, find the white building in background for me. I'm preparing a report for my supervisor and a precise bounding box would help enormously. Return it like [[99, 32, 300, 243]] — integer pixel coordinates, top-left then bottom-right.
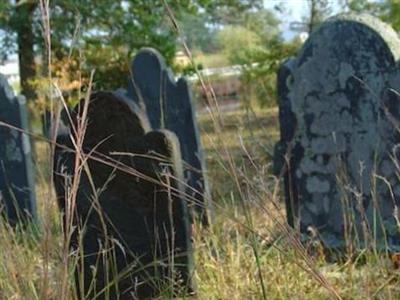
[[0, 58, 20, 88]]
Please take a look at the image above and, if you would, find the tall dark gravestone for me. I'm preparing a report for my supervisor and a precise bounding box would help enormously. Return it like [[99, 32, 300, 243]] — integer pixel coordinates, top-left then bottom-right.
[[274, 14, 400, 250], [126, 48, 212, 225], [54, 92, 195, 299], [0, 74, 36, 224]]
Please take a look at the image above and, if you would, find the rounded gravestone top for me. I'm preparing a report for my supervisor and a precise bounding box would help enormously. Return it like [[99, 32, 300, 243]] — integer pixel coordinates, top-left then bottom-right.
[[285, 13, 400, 248], [326, 13, 400, 61], [301, 13, 400, 64]]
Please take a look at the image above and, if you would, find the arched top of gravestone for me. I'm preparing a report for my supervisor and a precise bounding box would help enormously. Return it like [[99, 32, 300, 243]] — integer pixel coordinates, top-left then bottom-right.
[[297, 13, 400, 69], [115, 92, 153, 130], [71, 92, 151, 149], [128, 47, 192, 129], [130, 48, 177, 93], [74, 92, 150, 127]]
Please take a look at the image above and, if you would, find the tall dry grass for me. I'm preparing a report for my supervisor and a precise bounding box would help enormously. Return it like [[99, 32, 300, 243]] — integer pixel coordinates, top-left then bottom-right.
[[1, 2, 400, 300]]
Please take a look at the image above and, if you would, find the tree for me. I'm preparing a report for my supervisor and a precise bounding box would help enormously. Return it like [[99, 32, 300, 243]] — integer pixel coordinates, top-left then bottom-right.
[[345, 0, 381, 15], [15, 1, 37, 101], [0, 1, 38, 100], [217, 25, 262, 63], [214, 7, 299, 107], [179, 0, 265, 54], [216, 8, 281, 64], [202, 0, 263, 26], [303, 0, 332, 34], [381, 0, 400, 31], [180, 12, 218, 54], [0, 0, 261, 101], [346, 0, 400, 31]]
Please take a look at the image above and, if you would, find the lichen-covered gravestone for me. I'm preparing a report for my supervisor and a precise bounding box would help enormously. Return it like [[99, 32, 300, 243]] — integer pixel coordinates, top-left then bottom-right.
[[274, 14, 400, 250], [0, 74, 36, 224], [54, 92, 194, 299], [126, 48, 212, 225]]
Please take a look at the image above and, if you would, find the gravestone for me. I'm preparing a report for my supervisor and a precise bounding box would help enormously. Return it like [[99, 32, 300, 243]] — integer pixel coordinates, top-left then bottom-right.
[[126, 48, 212, 225], [274, 14, 400, 250], [53, 92, 195, 299], [273, 58, 300, 228], [0, 74, 36, 224]]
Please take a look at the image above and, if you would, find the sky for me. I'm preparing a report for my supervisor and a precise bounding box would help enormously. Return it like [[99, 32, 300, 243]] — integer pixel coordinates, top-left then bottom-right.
[[264, 0, 343, 40]]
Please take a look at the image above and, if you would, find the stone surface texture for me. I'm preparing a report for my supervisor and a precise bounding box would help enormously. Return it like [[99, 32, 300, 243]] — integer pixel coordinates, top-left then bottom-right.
[[127, 48, 212, 225], [275, 14, 400, 249], [54, 92, 194, 299], [0, 74, 36, 223]]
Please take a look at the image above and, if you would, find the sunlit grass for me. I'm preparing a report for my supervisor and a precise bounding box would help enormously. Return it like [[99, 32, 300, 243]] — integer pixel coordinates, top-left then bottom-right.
[[1, 106, 400, 299]]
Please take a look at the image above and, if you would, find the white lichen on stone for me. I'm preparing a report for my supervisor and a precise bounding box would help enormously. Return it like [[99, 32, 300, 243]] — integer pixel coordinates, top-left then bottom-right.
[[284, 12, 400, 248], [5, 136, 23, 162], [22, 133, 31, 155], [306, 176, 330, 193]]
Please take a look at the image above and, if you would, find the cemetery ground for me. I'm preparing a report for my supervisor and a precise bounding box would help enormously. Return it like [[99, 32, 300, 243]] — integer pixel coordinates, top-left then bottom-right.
[[0, 106, 399, 299]]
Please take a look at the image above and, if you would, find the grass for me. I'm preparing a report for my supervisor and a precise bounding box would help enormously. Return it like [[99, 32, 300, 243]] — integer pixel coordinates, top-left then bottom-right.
[[195, 107, 400, 299], [1, 105, 400, 299], [2, 2, 400, 298], [198, 107, 278, 200]]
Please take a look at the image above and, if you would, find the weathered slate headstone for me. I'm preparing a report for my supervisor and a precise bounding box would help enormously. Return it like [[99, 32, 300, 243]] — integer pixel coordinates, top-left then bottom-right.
[[54, 92, 194, 299], [126, 48, 212, 225], [0, 74, 36, 224], [274, 14, 400, 250], [273, 58, 300, 228]]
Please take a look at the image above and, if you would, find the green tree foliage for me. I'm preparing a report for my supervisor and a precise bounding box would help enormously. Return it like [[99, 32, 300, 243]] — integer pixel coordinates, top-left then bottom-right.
[[0, 1, 37, 101], [217, 25, 263, 63], [0, 0, 260, 99], [202, 0, 263, 25], [179, 0, 263, 54], [238, 37, 300, 108], [345, 0, 379, 12], [215, 7, 299, 107], [381, 0, 400, 31], [217, 8, 281, 64], [180, 12, 218, 53], [346, 0, 400, 31], [303, 0, 332, 33]]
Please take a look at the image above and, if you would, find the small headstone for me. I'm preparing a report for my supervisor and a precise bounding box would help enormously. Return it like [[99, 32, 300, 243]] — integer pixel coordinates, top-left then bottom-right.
[[54, 92, 195, 299], [127, 48, 212, 225], [0, 74, 36, 224], [274, 14, 400, 250]]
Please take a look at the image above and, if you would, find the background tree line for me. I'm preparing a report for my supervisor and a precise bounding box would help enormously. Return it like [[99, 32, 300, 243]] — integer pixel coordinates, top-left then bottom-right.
[[0, 0, 261, 104], [0, 0, 399, 110]]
